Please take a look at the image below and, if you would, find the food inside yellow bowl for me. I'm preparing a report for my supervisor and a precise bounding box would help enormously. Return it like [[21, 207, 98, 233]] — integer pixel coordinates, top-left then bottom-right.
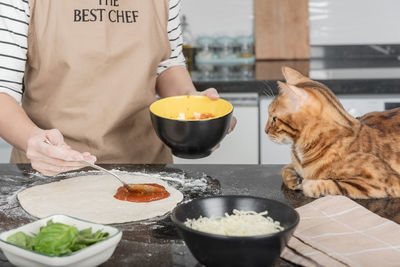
[[150, 95, 233, 121], [176, 112, 216, 120]]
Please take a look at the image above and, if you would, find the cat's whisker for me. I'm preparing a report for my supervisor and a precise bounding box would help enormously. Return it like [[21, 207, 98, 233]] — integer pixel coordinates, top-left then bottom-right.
[[261, 87, 271, 98], [262, 88, 272, 98], [261, 80, 275, 98], [260, 85, 268, 96]]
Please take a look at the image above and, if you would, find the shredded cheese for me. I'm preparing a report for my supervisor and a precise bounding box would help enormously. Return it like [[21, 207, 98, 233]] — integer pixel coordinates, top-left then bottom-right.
[[192, 112, 201, 119], [184, 209, 283, 236], [177, 112, 186, 120]]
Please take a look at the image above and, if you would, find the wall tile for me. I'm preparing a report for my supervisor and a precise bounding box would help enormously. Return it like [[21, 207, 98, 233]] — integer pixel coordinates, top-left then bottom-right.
[[182, 0, 400, 46], [309, 0, 400, 45], [181, 0, 254, 43]]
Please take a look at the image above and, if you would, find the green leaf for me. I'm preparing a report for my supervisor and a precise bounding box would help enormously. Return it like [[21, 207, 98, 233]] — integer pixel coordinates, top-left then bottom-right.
[[75, 228, 109, 246], [34, 223, 79, 256], [7, 232, 35, 250], [78, 227, 93, 238], [70, 243, 87, 251]]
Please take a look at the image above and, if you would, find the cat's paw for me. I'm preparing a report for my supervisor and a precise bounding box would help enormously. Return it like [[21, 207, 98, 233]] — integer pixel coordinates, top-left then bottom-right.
[[302, 179, 340, 198], [302, 180, 323, 198], [281, 165, 302, 190]]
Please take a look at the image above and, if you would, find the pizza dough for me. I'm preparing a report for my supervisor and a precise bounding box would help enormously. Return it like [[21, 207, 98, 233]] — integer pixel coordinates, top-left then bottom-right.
[[17, 174, 184, 224]]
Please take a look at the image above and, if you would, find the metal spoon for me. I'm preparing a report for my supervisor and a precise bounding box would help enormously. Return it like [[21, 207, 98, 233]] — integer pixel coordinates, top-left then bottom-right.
[[43, 139, 163, 193], [80, 160, 163, 193]]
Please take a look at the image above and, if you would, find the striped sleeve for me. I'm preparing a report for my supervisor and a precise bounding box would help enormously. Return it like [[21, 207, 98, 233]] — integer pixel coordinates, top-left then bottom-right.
[[157, 0, 186, 75], [0, 0, 29, 103]]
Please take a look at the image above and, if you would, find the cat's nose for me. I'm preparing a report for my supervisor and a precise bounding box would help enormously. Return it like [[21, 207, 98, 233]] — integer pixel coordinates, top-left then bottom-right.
[[265, 125, 270, 134]]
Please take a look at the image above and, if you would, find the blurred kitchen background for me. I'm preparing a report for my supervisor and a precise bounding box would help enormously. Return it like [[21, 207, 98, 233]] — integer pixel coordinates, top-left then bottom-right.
[[171, 0, 400, 166], [1, 0, 400, 165]]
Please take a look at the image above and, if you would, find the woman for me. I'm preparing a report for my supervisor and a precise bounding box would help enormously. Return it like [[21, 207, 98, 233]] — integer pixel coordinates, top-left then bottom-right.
[[0, 0, 236, 176]]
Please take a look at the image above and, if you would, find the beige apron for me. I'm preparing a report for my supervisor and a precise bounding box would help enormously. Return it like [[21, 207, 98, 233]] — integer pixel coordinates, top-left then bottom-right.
[[11, 0, 173, 164]]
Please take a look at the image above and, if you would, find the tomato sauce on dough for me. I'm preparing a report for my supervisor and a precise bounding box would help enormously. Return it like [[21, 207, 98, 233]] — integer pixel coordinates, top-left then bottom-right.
[[113, 183, 170, 203]]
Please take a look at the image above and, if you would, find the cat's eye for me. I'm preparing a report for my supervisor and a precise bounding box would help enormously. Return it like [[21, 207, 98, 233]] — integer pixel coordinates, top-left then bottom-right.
[[272, 116, 277, 122]]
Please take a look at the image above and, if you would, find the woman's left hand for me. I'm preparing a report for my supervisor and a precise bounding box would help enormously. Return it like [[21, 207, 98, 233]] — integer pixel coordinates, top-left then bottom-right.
[[194, 88, 237, 134]]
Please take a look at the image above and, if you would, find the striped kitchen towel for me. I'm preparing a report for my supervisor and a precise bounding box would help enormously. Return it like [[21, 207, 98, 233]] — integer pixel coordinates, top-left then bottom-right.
[[281, 195, 400, 267]]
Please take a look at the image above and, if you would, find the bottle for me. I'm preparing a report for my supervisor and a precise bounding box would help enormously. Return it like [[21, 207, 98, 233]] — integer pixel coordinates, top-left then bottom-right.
[[181, 15, 194, 74], [196, 36, 214, 61], [196, 36, 215, 79], [236, 35, 255, 79], [215, 36, 235, 60], [236, 35, 254, 59]]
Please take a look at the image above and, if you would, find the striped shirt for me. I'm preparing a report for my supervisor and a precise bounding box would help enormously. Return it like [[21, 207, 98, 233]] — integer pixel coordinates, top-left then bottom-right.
[[0, 0, 186, 103]]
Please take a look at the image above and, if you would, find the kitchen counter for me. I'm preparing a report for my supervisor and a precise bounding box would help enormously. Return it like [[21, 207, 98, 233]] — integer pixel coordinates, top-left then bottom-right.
[[1, 164, 400, 266], [193, 57, 400, 95]]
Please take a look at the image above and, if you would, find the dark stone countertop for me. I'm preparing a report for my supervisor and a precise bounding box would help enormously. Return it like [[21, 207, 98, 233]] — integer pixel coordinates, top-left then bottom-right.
[[1, 164, 400, 267], [195, 78, 400, 96], [192, 58, 400, 95]]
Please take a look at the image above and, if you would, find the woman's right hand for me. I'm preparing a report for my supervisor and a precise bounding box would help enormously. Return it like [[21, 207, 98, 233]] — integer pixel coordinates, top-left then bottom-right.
[[26, 128, 96, 176]]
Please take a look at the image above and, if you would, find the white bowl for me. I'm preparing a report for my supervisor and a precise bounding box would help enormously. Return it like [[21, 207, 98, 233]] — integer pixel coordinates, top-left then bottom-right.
[[0, 214, 122, 267]]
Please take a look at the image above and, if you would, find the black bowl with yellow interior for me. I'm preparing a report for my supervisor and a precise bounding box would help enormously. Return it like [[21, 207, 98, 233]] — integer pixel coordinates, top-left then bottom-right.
[[150, 95, 233, 159]]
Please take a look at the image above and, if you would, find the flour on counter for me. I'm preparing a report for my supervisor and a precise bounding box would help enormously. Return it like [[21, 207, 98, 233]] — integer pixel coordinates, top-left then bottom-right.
[[1, 169, 220, 230]]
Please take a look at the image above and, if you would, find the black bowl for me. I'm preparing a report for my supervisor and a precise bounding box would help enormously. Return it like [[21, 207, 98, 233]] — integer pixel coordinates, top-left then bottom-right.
[[149, 95, 233, 159], [171, 195, 299, 267]]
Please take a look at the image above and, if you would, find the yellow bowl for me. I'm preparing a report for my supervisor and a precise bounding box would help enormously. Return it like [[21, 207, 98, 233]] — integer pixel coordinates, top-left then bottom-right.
[[150, 95, 233, 121], [150, 95, 233, 158]]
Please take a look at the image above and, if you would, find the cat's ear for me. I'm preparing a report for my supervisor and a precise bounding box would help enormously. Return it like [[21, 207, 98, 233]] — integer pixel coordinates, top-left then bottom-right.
[[282, 67, 308, 85], [277, 81, 318, 111], [278, 81, 308, 102]]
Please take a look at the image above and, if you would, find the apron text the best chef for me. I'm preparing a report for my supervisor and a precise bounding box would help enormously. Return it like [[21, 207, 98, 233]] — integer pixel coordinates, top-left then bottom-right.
[[11, 0, 173, 163]]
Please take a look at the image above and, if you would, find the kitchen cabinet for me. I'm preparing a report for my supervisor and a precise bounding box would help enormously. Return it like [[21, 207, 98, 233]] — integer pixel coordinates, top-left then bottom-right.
[[173, 93, 259, 164], [0, 138, 11, 163], [336, 94, 400, 117], [259, 96, 291, 165], [260, 94, 400, 164]]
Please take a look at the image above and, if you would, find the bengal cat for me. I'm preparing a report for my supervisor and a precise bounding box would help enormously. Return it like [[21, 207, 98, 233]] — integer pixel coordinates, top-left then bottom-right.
[[265, 67, 400, 199]]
